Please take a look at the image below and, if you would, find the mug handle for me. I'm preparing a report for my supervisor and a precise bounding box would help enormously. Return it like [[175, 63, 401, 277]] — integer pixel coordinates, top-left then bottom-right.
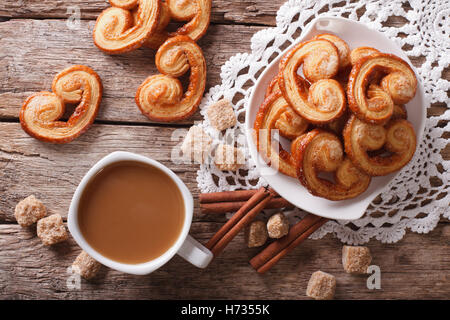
[[177, 235, 213, 268]]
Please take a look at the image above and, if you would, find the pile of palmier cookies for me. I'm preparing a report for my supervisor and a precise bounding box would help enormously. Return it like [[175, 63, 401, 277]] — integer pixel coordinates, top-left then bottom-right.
[[20, 0, 211, 143], [254, 34, 418, 201]]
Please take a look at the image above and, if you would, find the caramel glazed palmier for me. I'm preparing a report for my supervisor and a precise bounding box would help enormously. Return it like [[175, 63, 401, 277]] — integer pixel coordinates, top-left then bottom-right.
[[347, 53, 417, 124], [291, 129, 371, 201], [343, 114, 416, 177], [278, 38, 348, 124], [93, 0, 160, 54], [144, 0, 212, 49], [135, 35, 206, 122], [254, 91, 309, 178], [20, 65, 103, 144]]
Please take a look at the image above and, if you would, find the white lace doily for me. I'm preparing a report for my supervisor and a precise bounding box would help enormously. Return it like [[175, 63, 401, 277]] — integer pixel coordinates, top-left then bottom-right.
[[196, 0, 450, 244]]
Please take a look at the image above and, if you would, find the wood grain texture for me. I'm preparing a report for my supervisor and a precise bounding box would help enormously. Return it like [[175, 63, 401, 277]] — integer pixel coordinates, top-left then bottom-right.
[[1, 222, 449, 299], [0, 19, 261, 124], [0, 0, 278, 25]]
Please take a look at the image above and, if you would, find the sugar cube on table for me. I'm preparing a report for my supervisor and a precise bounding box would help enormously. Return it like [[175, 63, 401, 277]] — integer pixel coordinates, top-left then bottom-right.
[[342, 245, 372, 274], [14, 195, 47, 227], [37, 214, 68, 246], [306, 270, 336, 300], [72, 250, 102, 280]]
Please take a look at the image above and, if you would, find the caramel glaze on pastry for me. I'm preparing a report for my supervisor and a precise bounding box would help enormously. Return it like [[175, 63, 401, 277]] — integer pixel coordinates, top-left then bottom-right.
[[265, 73, 306, 99], [278, 39, 347, 124], [321, 111, 350, 136], [167, 0, 211, 40], [264, 75, 309, 140], [136, 35, 206, 122], [109, 0, 140, 9], [167, 0, 198, 20], [141, 1, 171, 49], [343, 114, 416, 176], [291, 129, 371, 200], [265, 74, 281, 98], [274, 106, 310, 140], [93, 0, 160, 54], [347, 53, 417, 124], [20, 65, 103, 144], [350, 46, 379, 66], [254, 91, 309, 177], [314, 34, 351, 70], [280, 39, 340, 84], [143, 0, 212, 48]]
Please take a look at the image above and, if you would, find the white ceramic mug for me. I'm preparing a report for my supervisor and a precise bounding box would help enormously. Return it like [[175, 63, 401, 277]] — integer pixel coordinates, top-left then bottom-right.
[[68, 151, 213, 275]]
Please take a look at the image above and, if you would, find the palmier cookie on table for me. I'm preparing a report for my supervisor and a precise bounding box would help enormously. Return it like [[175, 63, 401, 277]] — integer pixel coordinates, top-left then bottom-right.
[[20, 65, 103, 144], [254, 91, 309, 178], [93, 0, 160, 54], [144, 0, 212, 49], [291, 129, 371, 201], [343, 114, 416, 176], [136, 35, 206, 122], [347, 53, 417, 124], [142, 1, 172, 49], [278, 38, 347, 124]]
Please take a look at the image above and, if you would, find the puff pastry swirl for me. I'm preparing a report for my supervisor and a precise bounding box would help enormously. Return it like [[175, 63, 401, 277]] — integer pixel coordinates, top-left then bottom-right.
[[136, 35, 206, 122], [142, 1, 171, 49], [347, 53, 417, 124], [314, 34, 351, 70], [167, 0, 211, 40], [350, 46, 379, 66], [291, 129, 371, 200], [143, 0, 211, 49], [343, 115, 417, 176], [20, 65, 103, 144], [93, 0, 160, 54], [254, 91, 308, 177], [278, 39, 347, 124]]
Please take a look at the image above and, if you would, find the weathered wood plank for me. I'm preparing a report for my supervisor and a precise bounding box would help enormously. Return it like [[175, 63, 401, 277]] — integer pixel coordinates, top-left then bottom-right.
[[0, 122, 212, 223], [1, 222, 449, 299], [0, 19, 261, 123], [0, 0, 279, 26]]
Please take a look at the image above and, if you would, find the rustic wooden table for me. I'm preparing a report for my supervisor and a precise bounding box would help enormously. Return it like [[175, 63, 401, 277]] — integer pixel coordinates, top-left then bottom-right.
[[0, 1, 448, 300]]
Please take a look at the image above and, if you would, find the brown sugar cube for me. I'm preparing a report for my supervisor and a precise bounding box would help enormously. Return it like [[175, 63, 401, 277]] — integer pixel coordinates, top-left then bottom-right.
[[72, 251, 102, 280], [214, 144, 245, 171], [245, 220, 268, 248], [181, 125, 213, 164], [207, 99, 237, 131], [14, 195, 47, 227], [306, 271, 336, 300], [36, 214, 68, 245], [342, 245, 372, 274], [267, 212, 289, 239]]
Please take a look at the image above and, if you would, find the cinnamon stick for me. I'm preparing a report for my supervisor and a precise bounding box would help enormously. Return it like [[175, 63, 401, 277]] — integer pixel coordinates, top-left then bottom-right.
[[205, 187, 274, 257], [250, 214, 328, 274], [256, 218, 327, 274], [199, 190, 260, 203], [200, 197, 294, 214]]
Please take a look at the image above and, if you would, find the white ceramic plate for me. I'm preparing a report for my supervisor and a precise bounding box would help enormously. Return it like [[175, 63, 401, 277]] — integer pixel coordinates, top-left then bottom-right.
[[245, 16, 426, 220]]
